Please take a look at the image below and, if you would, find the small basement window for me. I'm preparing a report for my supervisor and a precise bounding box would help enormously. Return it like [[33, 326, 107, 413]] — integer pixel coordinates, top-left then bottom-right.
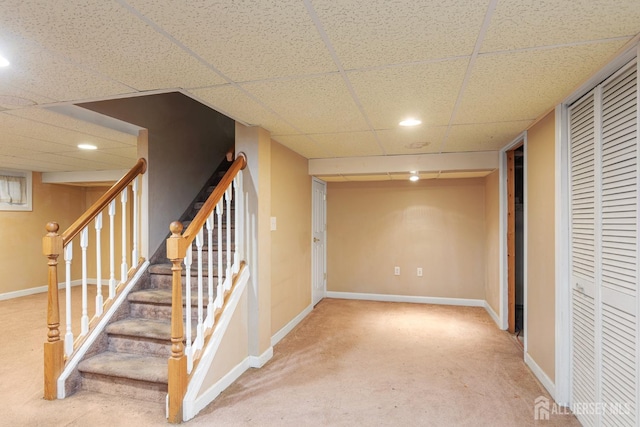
[[0, 170, 32, 211]]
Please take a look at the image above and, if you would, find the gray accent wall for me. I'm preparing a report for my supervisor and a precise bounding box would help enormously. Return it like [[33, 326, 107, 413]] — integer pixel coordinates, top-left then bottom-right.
[[78, 92, 234, 254]]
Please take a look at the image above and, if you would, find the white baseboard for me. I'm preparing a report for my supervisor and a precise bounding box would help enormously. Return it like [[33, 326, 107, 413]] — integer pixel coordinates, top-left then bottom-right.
[[271, 304, 313, 347], [525, 352, 556, 401], [0, 279, 109, 301], [248, 346, 273, 368], [325, 291, 485, 307], [484, 301, 502, 328]]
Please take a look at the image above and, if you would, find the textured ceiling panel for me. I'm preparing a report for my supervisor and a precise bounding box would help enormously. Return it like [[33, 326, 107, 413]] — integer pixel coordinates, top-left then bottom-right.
[[344, 174, 391, 182], [348, 59, 468, 129], [482, 0, 639, 53], [272, 135, 331, 159], [58, 150, 135, 168], [376, 127, 447, 155], [26, 153, 117, 170], [443, 121, 533, 152], [188, 85, 298, 136], [390, 172, 439, 180], [311, 131, 383, 157], [0, 133, 74, 153], [455, 41, 628, 124], [0, 0, 225, 91], [100, 146, 138, 160], [439, 170, 493, 179], [0, 155, 70, 172], [0, 83, 54, 108], [312, 0, 486, 69], [243, 75, 369, 134], [6, 108, 137, 145], [127, 0, 336, 82]]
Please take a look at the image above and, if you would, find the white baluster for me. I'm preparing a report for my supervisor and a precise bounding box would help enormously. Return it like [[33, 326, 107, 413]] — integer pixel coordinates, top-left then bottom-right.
[[64, 242, 74, 357], [206, 213, 214, 328], [80, 228, 89, 336], [185, 249, 193, 373], [216, 201, 224, 309], [233, 177, 240, 274], [196, 229, 204, 351], [132, 177, 139, 266], [108, 200, 116, 298], [95, 213, 103, 317], [121, 188, 128, 283], [238, 171, 245, 263], [225, 188, 232, 291]]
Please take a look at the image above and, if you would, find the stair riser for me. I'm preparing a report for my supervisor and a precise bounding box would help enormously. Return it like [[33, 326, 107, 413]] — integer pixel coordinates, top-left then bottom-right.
[[129, 301, 201, 320], [150, 273, 221, 290], [81, 373, 167, 404], [108, 336, 171, 358]]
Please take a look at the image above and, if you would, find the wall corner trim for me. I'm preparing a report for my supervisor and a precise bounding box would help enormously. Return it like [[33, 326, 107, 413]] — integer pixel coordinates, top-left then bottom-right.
[[248, 346, 273, 368], [325, 291, 485, 307], [524, 352, 556, 401], [271, 304, 313, 347]]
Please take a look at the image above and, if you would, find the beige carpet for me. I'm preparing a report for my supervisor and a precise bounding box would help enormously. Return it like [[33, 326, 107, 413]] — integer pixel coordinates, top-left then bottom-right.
[[1, 294, 579, 426]]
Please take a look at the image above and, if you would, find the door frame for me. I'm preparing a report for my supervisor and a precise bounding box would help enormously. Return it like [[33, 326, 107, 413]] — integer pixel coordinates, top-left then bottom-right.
[[311, 177, 327, 305]]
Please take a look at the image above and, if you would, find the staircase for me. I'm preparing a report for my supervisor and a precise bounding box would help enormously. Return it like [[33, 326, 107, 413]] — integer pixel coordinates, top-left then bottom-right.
[[73, 159, 234, 403]]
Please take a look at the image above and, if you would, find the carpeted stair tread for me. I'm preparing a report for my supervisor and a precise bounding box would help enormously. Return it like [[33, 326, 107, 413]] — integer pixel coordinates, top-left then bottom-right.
[[149, 263, 212, 276], [78, 352, 168, 384], [128, 289, 205, 306], [106, 318, 171, 340]]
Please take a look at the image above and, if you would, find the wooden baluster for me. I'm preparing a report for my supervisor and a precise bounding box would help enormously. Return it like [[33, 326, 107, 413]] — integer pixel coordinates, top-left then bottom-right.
[[196, 229, 204, 351], [64, 242, 74, 357], [225, 188, 232, 291], [120, 188, 128, 283], [184, 242, 193, 374], [132, 176, 139, 266], [80, 228, 89, 336], [95, 213, 103, 317], [43, 222, 63, 400], [108, 200, 116, 298], [167, 221, 186, 424], [215, 201, 223, 309], [205, 213, 214, 328]]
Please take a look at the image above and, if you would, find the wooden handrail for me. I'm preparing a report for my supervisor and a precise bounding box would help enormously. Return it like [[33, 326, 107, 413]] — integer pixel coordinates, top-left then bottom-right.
[[180, 154, 246, 252], [61, 158, 147, 245]]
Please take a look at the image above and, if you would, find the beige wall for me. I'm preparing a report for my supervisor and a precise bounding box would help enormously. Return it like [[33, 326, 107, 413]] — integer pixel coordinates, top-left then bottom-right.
[[327, 179, 486, 299], [270, 140, 312, 335], [0, 173, 86, 295], [526, 111, 556, 382], [484, 171, 501, 317]]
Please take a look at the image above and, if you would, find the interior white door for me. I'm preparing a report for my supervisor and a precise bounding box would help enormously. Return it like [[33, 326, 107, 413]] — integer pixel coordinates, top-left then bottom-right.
[[312, 178, 327, 306]]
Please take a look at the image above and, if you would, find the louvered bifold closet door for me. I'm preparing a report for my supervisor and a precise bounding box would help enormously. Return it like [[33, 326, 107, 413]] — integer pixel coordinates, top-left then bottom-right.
[[570, 91, 598, 427], [599, 62, 638, 427]]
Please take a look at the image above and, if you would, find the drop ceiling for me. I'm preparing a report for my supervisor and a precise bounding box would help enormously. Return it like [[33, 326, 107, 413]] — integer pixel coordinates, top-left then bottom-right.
[[0, 0, 638, 175]]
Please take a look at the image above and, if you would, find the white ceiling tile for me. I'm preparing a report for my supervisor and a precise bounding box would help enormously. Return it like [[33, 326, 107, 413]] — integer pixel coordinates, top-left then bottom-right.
[[455, 41, 628, 124], [443, 121, 534, 152], [187, 85, 298, 136], [438, 170, 493, 179], [390, 172, 439, 180], [100, 146, 139, 160], [243, 75, 369, 134], [0, 155, 70, 172], [376, 127, 447, 155], [312, 0, 486, 69], [126, 0, 337, 82], [27, 153, 117, 171], [273, 135, 331, 159], [344, 174, 391, 182], [311, 132, 383, 157], [348, 59, 468, 129], [6, 108, 137, 145], [0, 84, 54, 108], [482, 0, 640, 53]]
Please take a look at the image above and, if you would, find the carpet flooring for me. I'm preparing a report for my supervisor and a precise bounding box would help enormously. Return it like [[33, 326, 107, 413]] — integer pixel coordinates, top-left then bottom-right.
[[1, 293, 579, 426]]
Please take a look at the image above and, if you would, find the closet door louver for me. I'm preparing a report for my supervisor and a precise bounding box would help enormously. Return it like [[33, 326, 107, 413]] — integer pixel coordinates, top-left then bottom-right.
[[569, 59, 638, 427], [599, 64, 637, 427], [570, 92, 598, 427]]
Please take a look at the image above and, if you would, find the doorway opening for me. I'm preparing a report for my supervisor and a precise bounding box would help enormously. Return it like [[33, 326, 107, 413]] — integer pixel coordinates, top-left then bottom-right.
[[507, 144, 524, 343]]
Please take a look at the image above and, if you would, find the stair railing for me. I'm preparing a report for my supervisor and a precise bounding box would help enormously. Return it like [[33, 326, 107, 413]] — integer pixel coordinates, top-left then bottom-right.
[[166, 153, 247, 423], [43, 158, 147, 400]]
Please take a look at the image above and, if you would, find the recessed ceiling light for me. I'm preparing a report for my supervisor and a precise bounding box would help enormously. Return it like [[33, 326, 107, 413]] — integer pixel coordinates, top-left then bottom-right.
[[409, 174, 420, 182], [0, 54, 9, 67], [399, 118, 422, 127], [78, 144, 97, 150]]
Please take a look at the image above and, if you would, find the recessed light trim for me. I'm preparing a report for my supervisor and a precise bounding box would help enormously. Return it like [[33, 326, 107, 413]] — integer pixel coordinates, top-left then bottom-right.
[[0, 55, 9, 67], [399, 118, 422, 127], [409, 175, 420, 182], [78, 144, 98, 150]]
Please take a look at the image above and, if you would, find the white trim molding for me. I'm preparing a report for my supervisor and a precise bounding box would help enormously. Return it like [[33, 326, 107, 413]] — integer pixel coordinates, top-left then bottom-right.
[[0, 278, 112, 301], [248, 346, 274, 369], [271, 304, 313, 347], [326, 291, 485, 307], [525, 352, 556, 401], [484, 301, 501, 327]]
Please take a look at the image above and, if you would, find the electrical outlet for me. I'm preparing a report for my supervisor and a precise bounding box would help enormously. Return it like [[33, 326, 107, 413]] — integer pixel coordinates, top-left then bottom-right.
[[417, 268, 423, 277], [394, 266, 400, 276]]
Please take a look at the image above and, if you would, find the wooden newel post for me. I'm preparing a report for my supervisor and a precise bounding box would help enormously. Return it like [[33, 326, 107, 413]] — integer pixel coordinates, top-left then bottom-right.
[[167, 221, 187, 423], [43, 222, 63, 400]]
